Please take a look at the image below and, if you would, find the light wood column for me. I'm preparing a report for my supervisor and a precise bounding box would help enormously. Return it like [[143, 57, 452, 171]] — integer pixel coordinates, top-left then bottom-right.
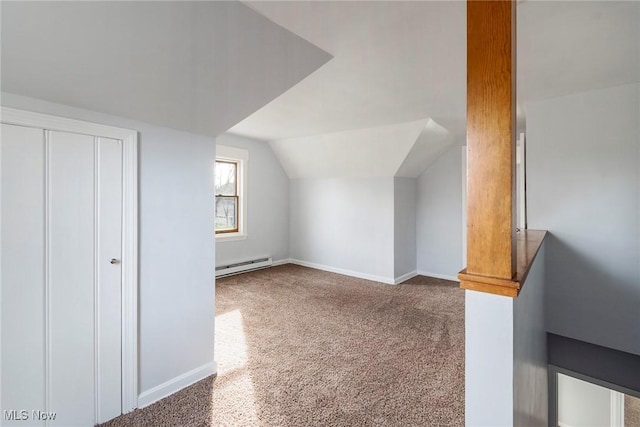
[[463, 0, 516, 282]]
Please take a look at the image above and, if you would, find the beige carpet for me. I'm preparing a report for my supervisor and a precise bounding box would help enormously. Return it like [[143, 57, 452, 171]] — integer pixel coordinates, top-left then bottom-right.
[[627, 394, 640, 427], [102, 264, 464, 426]]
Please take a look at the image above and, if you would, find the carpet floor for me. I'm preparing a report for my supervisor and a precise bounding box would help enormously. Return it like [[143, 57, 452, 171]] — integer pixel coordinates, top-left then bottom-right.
[[626, 394, 640, 427], [101, 264, 465, 426]]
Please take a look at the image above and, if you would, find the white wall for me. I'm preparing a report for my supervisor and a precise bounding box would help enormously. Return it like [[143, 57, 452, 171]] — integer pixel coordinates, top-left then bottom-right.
[[289, 177, 395, 282], [394, 177, 417, 279], [1, 93, 216, 397], [466, 244, 548, 427], [527, 83, 640, 355], [215, 134, 289, 266], [416, 143, 464, 279], [465, 290, 514, 426]]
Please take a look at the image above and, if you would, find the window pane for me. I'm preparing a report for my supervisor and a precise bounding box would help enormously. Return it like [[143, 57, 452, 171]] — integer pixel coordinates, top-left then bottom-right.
[[215, 161, 237, 196], [215, 197, 237, 232]]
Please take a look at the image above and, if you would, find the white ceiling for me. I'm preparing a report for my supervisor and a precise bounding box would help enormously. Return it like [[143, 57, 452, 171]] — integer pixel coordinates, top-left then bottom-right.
[[270, 118, 428, 179], [232, 1, 467, 141], [395, 118, 454, 178], [2, 1, 637, 179], [1, 1, 331, 138], [231, 0, 639, 142], [518, 1, 640, 127]]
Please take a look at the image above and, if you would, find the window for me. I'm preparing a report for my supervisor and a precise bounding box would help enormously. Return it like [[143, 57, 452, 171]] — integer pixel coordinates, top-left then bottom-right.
[[215, 145, 248, 239], [215, 160, 239, 233]]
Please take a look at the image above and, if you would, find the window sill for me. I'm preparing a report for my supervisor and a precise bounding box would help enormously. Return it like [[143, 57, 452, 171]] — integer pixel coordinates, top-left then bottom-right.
[[215, 233, 247, 242]]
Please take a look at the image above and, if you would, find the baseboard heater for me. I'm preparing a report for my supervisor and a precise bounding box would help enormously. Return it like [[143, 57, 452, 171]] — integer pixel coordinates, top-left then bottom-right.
[[215, 257, 273, 277]]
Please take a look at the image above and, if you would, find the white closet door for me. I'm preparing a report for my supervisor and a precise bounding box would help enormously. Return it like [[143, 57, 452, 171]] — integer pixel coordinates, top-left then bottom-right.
[[48, 130, 96, 426], [1, 124, 47, 427], [1, 125, 123, 426], [95, 137, 123, 423]]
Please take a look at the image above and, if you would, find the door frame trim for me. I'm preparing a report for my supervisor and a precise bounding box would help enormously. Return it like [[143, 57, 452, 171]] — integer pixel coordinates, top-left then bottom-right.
[[1, 107, 139, 415]]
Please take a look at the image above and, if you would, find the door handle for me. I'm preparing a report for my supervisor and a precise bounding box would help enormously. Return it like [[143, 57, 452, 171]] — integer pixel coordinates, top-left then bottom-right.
[[110, 258, 120, 265]]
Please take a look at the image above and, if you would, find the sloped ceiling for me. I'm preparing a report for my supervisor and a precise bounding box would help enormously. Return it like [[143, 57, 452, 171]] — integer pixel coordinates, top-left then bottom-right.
[[234, 0, 639, 140], [231, 0, 638, 179], [269, 119, 427, 179], [518, 1, 640, 111], [2, 1, 637, 178], [232, 1, 466, 141], [269, 117, 455, 179], [0, 1, 331, 138], [396, 119, 453, 178]]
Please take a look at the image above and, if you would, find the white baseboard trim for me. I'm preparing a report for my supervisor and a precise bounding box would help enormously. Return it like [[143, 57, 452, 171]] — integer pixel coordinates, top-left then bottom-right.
[[417, 271, 460, 282], [394, 270, 418, 284], [289, 259, 395, 285], [254, 261, 451, 286], [137, 361, 217, 409]]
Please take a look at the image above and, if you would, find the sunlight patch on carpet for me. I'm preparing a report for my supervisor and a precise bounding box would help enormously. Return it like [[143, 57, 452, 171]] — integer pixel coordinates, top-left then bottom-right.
[[216, 309, 249, 375], [213, 309, 259, 424]]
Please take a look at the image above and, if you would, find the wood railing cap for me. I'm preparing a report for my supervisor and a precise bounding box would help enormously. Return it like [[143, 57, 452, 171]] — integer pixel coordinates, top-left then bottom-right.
[[459, 229, 547, 298]]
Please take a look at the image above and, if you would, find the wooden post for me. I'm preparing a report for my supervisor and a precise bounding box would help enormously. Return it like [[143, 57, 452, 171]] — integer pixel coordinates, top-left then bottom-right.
[[463, 0, 516, 283], [467, 0, 516, 279]]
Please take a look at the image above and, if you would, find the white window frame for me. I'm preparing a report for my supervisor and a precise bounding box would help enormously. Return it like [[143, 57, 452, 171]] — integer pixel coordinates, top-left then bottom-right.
[[215, 145, 248, 241]]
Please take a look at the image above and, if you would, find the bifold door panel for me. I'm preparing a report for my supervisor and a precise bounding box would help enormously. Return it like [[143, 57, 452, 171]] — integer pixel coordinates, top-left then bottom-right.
[[1, 124, 123, 426]]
